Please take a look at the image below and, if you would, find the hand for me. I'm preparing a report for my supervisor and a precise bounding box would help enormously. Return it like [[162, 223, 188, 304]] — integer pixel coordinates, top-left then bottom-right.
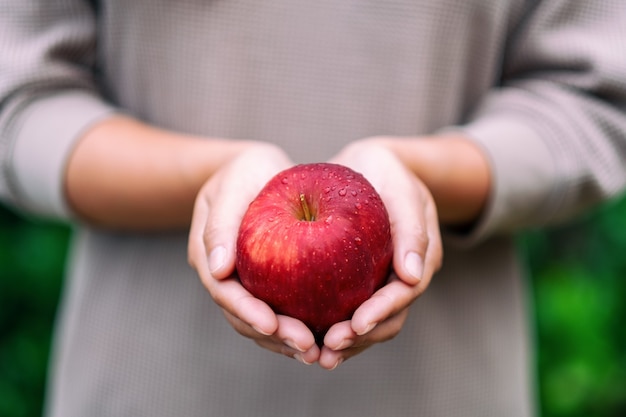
[[319, 138, 443, 369], [188, 143, 321, 365]]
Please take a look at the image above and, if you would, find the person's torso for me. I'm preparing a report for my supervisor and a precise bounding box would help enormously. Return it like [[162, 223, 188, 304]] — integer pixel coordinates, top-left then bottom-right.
[[95, 0, 526, 162]]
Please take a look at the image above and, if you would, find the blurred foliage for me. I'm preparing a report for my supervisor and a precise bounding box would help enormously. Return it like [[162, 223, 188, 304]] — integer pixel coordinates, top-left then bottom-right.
[[0, 205, 70, 417], [1, 194, 626, 417], [518, 194, 626, 417]]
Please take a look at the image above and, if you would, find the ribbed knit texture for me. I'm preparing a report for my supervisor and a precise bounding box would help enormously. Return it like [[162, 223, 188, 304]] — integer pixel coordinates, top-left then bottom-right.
[[1, 1, 626, 416]]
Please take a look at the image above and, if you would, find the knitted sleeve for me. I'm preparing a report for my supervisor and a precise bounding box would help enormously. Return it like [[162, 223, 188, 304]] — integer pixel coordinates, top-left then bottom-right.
[[0, 0, 115, 219], [456, 0, 626, 242]]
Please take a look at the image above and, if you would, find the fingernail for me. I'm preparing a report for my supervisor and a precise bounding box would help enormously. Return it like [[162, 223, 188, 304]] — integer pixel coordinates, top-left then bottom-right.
[[404, 251, 423, 283], [294, 353, 313, 365], [356, 322, 377, 336], [333, 339, 354, 351], [329, 358, 343, 371], [252, 325, 273, 336], [208, 246, 226, 273], [285, 339, 306, 353]]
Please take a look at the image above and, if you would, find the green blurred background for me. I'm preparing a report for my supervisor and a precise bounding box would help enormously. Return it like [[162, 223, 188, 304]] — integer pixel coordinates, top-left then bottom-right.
[[1, 195, 626, 417]]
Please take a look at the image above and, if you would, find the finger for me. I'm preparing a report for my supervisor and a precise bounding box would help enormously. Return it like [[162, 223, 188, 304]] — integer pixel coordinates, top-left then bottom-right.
[[350, 277, 422, 336], [189, 200, 279, 334], [188, 180, 239, 280], [319, 310, 408, 370], [274, 315, 318, 354], [323, 320, 357, 351], [350, 308, 409, 346], [383, 181, 432, 285], [221, 299, 315, 350], [318, 345, 361, 370], [422, 197, 444, 280], [330, 142, 435, 285], [225, 312, 320, 364], [202, 184, 247, 279], [318, 323, 357, 369], [203, 155, 291, 278], [254, 338, 321, 365], [207, 276, 279, 336]]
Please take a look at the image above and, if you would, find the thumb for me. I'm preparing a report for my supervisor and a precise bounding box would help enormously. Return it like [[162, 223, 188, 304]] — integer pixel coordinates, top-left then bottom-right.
[[204, 193, 247, 280], [390, 212, 427, 286], [188, 187, 243, 282], [383, 185, 443, 286]]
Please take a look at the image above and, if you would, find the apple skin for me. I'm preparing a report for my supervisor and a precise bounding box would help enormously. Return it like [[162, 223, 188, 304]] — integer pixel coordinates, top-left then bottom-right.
[[236, 162, 393, 343]]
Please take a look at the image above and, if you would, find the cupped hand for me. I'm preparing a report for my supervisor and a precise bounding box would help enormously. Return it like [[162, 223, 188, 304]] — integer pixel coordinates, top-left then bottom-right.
[[320, 138, 443, 369], [187, 142, 320, 365]]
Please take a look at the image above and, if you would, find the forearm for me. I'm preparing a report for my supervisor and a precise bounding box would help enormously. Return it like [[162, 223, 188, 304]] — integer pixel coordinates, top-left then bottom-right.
[[375, 135, 491, 226], [64, 115, 254, 230]]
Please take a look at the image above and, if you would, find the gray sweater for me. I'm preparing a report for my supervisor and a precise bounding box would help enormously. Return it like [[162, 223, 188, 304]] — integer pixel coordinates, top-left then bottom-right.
[[1, 1, 626, 416]]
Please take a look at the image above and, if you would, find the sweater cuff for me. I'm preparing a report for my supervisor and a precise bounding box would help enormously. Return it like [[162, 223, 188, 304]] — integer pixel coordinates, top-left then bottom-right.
[[9, 91, 116, 219], [445, 114, 558, 245]]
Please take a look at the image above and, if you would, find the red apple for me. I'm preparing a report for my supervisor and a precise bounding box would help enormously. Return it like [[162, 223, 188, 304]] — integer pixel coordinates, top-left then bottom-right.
[[236, 163, 393, 343]]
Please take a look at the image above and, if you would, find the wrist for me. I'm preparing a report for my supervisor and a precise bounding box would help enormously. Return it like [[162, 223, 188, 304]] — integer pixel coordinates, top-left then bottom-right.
[[367, 134, 491, 226], [64, 115, 270, 230]]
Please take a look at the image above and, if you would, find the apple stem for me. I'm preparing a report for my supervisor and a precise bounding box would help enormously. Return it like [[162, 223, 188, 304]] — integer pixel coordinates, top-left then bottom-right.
[[299, 193, 314, 221]]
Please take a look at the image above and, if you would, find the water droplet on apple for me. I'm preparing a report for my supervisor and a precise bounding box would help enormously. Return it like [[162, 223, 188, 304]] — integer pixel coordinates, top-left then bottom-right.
[[355, 203, 362, 210], [338, 189, 347, 196], [267, 217, 275, 222], [281, 177, 289, 185], [350, 190, 357, 196], [324, 186, 331, 194], [324, 215, 333, 225], [354, 236, 362, 245]]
